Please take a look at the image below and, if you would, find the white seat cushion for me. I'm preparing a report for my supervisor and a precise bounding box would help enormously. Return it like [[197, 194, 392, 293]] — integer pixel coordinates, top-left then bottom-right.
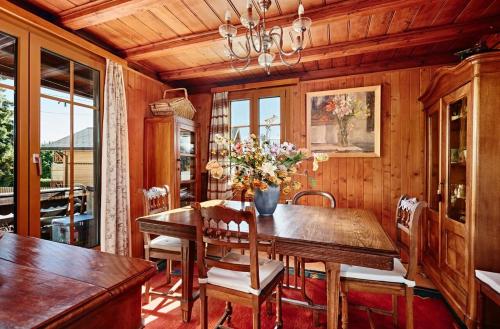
[[203, 252, 284, 295], [340, 258, 415, 287], [476, 270, 500, 294], [149, 236, 182, 252]]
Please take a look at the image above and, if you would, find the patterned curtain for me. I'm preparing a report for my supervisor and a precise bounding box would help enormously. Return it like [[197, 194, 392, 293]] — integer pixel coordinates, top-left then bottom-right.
[[207, 92, 233, 200], [100, 59, 131, 256]]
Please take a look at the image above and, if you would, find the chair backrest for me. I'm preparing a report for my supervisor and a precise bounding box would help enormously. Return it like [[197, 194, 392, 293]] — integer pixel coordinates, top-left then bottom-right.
[[192, 202, 260, 291], [291, 190, 336, 208], [143, 185, 171, 215], [395, 194, 427, 282]]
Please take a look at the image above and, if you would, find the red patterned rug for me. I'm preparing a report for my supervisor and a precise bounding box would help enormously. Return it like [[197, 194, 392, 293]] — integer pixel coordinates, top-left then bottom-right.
[[142, 269, 458, 329]]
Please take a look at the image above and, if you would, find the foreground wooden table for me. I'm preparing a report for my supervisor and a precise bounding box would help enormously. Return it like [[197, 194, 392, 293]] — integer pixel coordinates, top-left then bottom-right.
[[137, 200, 398, 329], [0, 233, 156, 329]]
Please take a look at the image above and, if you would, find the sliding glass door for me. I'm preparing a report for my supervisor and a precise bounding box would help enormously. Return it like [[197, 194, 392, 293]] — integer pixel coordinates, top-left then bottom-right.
[[29, 34, 104, 247]]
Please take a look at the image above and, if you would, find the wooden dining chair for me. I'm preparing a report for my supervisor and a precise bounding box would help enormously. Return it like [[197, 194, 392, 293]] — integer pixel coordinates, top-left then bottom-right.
[[289, 190, 337, 325], [340, 195, 426, 329], [193, 202, 284, 329], [142, 185, 182, 302]]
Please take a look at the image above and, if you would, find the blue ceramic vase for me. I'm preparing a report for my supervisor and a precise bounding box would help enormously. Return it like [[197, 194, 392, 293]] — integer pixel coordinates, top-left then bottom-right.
[[254, 185, 280, 216]]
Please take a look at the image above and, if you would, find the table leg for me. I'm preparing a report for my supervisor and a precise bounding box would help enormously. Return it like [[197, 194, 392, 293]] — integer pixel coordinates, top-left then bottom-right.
[[326, 262, 341, 329], [181, 239, 195, 322]]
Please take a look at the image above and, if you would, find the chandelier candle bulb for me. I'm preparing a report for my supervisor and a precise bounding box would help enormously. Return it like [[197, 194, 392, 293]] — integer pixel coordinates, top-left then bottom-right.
[[225, 10, 231, 22], [219, 0, 310, 74]]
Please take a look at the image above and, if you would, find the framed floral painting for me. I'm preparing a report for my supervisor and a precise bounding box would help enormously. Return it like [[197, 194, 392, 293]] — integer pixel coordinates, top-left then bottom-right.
[[306, 85, 381, 157]]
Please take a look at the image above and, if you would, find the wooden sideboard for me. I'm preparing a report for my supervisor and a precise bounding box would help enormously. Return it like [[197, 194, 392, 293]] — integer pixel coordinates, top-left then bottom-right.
[[0, 233, 156, 329], [419, 52, 500, 328]]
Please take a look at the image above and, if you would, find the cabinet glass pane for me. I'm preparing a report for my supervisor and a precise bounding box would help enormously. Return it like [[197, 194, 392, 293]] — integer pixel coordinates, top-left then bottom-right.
[[180, 129, 195, 154], [180, 156, 195, 182], [447, 98, 467, 222], [0, 31, 16, 233], [428, 112, 440, 211]]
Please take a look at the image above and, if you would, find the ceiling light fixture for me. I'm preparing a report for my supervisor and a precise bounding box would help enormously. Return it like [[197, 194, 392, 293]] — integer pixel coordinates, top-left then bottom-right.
[[219, 0, 311, 75]]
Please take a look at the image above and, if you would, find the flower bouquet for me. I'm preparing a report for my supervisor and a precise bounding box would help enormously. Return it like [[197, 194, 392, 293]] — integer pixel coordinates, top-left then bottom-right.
[[206, 117, 328, 215]]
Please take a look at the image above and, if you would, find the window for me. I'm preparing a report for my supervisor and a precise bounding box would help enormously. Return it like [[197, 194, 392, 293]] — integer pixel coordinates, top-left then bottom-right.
[[0, 31, 16, 233], [39, 49, 101, 248], [229, 88, 287, 145]]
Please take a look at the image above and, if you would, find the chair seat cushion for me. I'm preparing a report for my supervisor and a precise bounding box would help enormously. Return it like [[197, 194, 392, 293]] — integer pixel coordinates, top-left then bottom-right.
[[205, 252, 284, 295], [476, 270, 500, 294], [149, 236, 182, 252], [340, 258, 415, 287]]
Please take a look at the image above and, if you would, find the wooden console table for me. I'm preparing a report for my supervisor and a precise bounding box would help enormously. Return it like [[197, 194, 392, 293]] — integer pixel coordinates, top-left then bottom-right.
[[0, 233, 156, 329]]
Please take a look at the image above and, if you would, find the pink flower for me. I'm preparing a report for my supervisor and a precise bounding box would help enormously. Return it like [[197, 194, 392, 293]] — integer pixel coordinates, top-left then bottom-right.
[[233, 143, 243, 154]]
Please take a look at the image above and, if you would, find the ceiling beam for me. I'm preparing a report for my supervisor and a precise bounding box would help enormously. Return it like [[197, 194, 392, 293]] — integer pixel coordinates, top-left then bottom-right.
[[159, 17, 499, 81], [59, 0, 166, 30], [123, 0, 434, 61], [182, 53, 458, 94]]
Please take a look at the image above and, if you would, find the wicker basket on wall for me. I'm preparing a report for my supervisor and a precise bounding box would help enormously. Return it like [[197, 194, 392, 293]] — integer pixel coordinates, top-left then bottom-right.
[[149, 88, 196, 120]]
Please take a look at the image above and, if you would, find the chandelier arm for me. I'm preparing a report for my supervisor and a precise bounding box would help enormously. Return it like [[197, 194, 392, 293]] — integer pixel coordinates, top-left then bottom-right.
[[275, 43, 302, 67], [270, 33, 301, 58], [248, 25, 262, 53], [226, 37, 251, 61], [269, 26, 285, 50], [229, 55, 251, 72]]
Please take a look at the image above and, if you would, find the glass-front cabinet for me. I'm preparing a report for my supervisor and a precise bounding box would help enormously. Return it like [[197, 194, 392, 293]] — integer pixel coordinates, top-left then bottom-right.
[[420, 53, 500, 328], [423, 82, 472, 322], [144, 115, 199, 209]]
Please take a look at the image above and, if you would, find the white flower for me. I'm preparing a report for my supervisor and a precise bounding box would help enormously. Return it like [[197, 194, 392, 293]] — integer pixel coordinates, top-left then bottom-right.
[[260, 162, 277, 177], [214, 134, 227, 145], [312, 153, 329, 172]]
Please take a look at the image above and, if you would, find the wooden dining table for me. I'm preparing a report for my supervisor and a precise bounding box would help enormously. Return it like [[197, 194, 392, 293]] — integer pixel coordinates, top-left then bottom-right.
[[136, 200, 399, 329]]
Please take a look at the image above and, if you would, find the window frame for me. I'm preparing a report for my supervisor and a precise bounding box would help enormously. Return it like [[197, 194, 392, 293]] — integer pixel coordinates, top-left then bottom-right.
[[228, 86, 288, 143]]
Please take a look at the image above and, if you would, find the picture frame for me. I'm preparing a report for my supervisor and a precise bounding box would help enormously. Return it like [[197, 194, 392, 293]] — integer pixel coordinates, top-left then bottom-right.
[[306, 85, 381, 157]]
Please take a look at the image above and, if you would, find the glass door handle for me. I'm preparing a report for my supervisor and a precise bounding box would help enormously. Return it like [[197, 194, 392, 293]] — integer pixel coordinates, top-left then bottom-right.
[[33, 153, 41, 176]]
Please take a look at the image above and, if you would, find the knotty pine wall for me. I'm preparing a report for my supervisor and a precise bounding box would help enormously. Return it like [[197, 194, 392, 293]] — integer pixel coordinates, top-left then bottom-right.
[[190, 66, 438, 240], [124, 69, 169, 257]]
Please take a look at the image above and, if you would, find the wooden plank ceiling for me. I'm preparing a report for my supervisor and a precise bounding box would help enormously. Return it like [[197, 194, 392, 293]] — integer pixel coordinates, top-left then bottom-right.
[[23, 0, 500, 89]]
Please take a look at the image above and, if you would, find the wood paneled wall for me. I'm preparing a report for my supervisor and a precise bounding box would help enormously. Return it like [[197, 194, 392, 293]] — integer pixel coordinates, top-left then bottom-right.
[[124, 69, 168, 257], [191, 66, 438, 240]]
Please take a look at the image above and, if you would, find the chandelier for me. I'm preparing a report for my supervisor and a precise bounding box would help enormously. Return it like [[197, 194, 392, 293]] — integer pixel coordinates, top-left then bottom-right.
[[218, 0, 312, 75]]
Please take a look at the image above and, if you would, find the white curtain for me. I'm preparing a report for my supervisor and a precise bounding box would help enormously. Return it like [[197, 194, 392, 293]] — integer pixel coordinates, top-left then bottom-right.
[[100, 59, 131, 256], [207, 92, 233, 200]]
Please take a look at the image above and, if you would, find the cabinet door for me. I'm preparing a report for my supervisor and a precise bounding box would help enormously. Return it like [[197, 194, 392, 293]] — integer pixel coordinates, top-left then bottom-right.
[[424, 102, 441, 269], [440, 83, 471, 310]]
